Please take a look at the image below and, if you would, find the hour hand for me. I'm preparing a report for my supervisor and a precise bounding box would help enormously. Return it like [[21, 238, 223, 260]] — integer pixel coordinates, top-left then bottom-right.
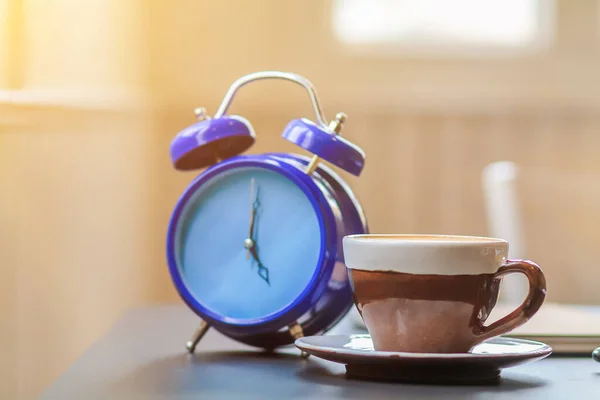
[[249, 246, 270, 286], [257, 265, 270, 286]]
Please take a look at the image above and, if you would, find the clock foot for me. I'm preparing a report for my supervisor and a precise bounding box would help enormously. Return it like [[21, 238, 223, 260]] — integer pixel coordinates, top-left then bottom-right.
[[186, 320, 210, 353], [288, 322, 310, 359]]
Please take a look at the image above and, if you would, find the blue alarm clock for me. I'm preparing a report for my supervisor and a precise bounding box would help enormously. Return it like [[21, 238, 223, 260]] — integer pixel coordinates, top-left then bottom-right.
[[166, 71, 368, 355]]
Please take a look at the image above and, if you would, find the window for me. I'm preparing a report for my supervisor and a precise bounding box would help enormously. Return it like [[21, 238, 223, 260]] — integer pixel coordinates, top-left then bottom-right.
[[332, 0, 554, 55]]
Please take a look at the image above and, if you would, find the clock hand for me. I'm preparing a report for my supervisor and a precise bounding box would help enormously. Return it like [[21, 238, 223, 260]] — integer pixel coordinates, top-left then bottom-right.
[[245, 183, 261, 259], [250, 186, 260, 238], [246, 179, 256, 260], [249, 245, 270, 286], [243, 179, 267, 284]]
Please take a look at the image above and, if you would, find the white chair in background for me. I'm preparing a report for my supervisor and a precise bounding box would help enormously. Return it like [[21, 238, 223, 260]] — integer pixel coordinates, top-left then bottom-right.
[[482, 161, 529, 304]]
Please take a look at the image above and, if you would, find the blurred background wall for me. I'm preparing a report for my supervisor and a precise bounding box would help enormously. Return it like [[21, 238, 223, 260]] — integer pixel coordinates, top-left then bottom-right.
[[2, 0, 600, 398]]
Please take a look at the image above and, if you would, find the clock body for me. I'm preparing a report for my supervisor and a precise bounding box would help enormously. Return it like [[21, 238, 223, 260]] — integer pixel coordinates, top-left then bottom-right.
[[166, 153, 367, 348]]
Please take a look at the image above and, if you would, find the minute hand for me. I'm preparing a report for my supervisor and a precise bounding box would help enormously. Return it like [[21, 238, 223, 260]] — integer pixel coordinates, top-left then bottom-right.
[[250, 186, 260, 237], [246, 184, 260, 260], [249, 245, 270, 286], [249, 207, 258, 239]]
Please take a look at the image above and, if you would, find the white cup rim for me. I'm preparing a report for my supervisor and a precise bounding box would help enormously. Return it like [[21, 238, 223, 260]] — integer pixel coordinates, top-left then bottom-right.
[[342, 234, 508, 275], [343, 234, 507, 246]]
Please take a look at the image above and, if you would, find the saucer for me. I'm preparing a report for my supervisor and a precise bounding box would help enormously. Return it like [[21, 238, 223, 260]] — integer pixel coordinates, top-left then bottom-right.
[[295, 334, 552, 384]]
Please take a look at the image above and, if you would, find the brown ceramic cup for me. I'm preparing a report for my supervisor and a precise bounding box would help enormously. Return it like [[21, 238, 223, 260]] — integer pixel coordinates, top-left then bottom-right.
[[342, 234, 546, 353]]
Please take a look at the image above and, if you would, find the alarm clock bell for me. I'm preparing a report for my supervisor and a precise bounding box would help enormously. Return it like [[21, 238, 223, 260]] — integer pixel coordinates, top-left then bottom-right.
[[167, 71, 368, 357]]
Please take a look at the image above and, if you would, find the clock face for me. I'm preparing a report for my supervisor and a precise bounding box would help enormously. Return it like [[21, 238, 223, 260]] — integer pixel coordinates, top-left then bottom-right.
[[174, 166, 324, 322]]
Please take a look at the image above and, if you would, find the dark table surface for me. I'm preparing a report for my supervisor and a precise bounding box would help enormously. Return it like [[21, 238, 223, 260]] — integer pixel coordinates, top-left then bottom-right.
[[39, 305, 599, 400]]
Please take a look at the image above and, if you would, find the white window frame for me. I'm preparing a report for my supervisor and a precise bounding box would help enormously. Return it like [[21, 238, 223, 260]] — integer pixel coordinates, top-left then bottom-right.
[[331, 0, 556, 58]]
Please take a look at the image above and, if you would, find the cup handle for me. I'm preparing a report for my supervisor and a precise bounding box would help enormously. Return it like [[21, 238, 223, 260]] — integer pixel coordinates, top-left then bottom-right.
[[475, 259, 547, 341]]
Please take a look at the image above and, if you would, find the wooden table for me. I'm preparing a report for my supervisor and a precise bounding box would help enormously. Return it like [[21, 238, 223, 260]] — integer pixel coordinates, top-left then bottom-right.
[[39, 305, 599, 399]]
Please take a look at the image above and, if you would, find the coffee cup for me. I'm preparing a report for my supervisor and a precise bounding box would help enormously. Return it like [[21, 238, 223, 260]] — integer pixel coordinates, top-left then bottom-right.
[[342, 234, 546, 353]]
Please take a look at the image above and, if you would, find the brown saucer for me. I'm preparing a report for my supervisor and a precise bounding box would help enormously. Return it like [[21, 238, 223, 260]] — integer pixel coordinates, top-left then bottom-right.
[[295, 334, 552, 385]]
